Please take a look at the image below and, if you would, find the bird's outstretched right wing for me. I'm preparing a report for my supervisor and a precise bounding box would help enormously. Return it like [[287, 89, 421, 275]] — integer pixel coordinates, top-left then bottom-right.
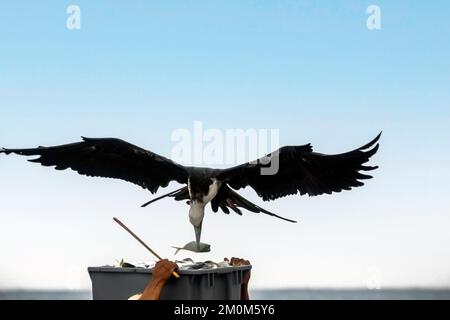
[[1, 137, 189, 193]]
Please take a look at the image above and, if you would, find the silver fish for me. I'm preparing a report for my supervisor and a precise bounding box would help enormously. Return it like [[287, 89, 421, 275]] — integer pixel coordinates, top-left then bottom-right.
[[175, 258, 195, 265], [172, 241, 211, 255]]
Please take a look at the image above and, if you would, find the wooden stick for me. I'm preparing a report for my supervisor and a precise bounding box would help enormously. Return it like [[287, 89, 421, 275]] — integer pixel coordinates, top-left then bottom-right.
[[113, 217, 180, 279]]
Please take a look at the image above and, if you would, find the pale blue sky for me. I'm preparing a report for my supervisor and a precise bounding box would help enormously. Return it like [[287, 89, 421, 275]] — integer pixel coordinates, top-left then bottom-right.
[[0, 1, 449, 290]]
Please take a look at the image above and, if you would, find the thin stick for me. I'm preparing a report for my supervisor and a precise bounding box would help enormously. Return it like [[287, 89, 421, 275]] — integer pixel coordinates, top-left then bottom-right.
[[113, 217, 180, 279]]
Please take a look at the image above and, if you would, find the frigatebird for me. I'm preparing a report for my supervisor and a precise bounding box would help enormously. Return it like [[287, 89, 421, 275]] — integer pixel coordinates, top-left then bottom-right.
[[1, 133, 381, 250]]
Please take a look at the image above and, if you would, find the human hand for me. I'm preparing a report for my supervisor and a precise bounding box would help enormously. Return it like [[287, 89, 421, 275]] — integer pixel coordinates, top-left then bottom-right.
[[225, 257, 251, 286], [224, 257, 251, 300], [152, 259, 178, 283], [227, 257, 250, 267]]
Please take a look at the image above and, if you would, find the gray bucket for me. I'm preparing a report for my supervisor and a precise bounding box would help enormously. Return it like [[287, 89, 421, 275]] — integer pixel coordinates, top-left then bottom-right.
[[88, 265, 252, 300]]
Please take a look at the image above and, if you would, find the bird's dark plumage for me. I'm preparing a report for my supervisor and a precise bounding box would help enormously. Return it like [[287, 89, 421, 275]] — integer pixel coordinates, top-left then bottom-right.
[[0, 137, 189, 194], [217, 132, 381, 201], [211, 184, 297, 222], [1, 133, 381, 224]]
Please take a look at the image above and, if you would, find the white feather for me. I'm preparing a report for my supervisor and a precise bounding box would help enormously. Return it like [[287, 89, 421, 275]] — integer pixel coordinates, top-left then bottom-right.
[[188, 179, 221, 227]]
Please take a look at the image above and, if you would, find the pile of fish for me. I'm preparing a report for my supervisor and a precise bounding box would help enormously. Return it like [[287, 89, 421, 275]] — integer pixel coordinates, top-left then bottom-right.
[[175, 258, 231, 270], [115, 258, 234, 271]]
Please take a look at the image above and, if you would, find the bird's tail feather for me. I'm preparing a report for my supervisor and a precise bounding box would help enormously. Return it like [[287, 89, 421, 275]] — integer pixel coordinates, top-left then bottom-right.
[[228, 188, 298, 223], [141, 186, 189, 207]]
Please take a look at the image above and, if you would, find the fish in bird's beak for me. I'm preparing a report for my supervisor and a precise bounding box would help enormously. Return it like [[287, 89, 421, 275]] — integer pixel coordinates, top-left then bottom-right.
[[172, 241, 211, 255]]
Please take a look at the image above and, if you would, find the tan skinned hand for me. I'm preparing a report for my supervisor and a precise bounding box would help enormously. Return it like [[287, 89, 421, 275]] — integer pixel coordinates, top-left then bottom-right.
[[152, 259, 178, 282], [225, 257, 251, 286]]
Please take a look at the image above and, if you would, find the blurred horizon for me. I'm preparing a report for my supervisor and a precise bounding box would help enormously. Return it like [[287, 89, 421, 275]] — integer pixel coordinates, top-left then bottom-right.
[[2, 288, 450, 300]]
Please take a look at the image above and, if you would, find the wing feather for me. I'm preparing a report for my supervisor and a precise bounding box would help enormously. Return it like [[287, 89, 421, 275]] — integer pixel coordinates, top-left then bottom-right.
[[217, 133, 381, 201], [1, 137, 188, 194]]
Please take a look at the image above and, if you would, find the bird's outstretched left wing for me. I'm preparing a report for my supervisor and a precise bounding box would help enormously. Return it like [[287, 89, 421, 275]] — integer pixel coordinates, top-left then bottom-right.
[[1, 137, 189, 193], [217, 133, 381, 201]]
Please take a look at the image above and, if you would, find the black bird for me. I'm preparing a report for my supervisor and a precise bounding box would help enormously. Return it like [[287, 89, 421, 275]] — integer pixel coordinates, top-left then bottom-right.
[[1, 133, 381, 249]]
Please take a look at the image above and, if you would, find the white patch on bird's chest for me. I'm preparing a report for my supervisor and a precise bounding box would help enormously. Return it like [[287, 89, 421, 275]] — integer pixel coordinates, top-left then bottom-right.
[[187, 178, 221, 203], [188, 179, 221, 227], [204, 179, 221, 203], [187, 178, 193, 199]]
